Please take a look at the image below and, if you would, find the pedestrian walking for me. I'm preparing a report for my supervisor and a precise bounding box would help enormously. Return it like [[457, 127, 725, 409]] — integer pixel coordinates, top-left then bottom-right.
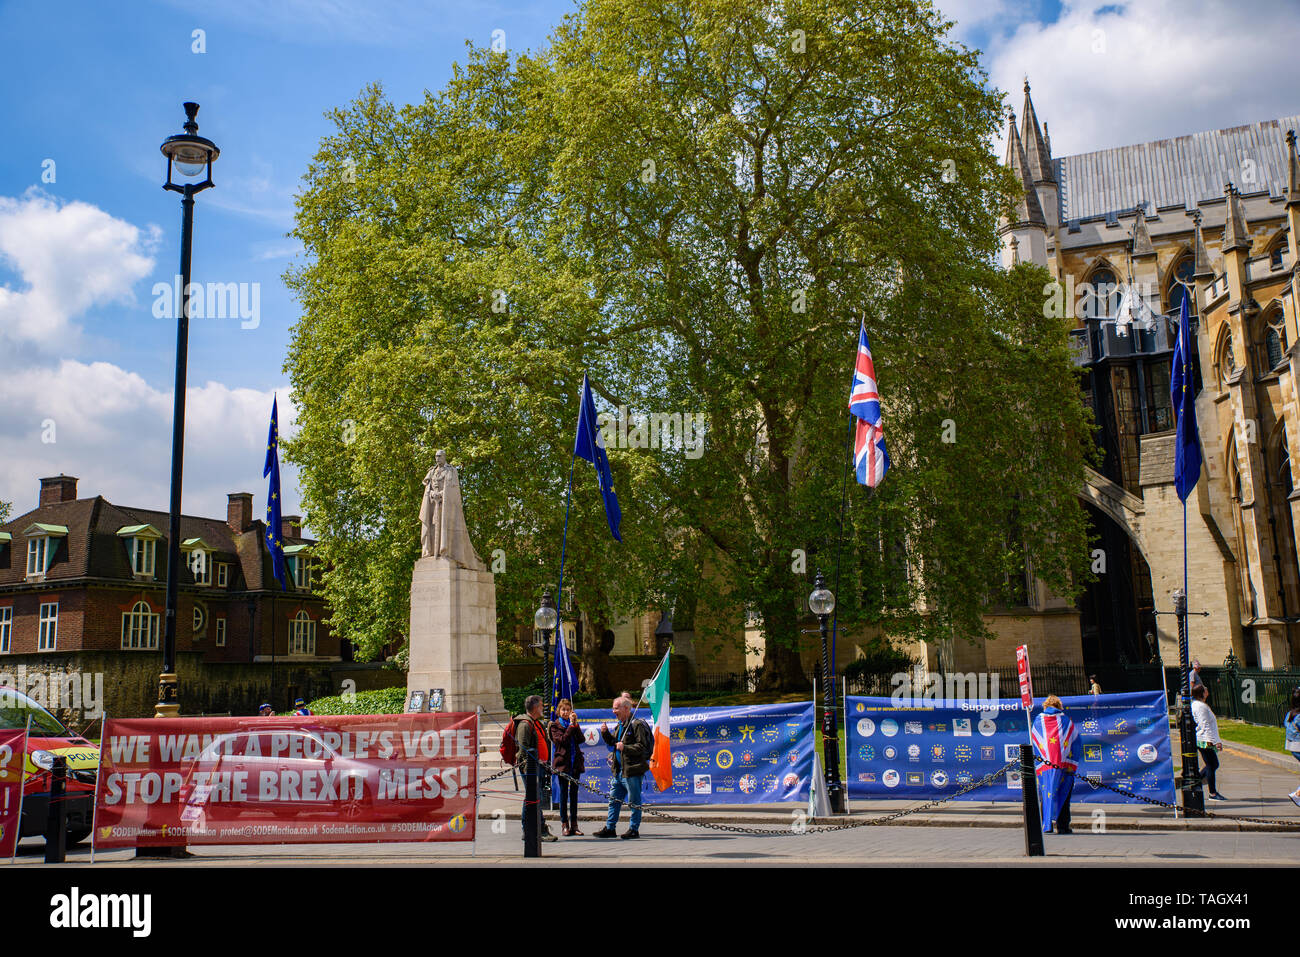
[[1088, 675, 1101, 696], [1284, 687, 1300, 808], [548, 698, 585, 835], [593, 694, 653, 840], [512, 695, 557, 842], [1190, 659, 1205, 694], [1191, 684, 1226, 800], [1030, 694, 1079, 834]]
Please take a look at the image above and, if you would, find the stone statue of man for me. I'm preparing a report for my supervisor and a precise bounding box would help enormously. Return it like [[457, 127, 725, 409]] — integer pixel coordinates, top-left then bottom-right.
[[420, 450, 486, 571]]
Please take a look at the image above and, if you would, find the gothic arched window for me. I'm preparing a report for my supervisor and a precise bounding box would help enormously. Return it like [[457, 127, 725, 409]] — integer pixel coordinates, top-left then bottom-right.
[[1264, 308, 1288, 370], [1082, 266, 1120, 319]]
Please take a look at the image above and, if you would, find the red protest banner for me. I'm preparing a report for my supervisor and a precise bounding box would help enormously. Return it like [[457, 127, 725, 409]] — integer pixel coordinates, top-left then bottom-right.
[[93, 712, 477, 849], [0, 728, 26, 858], [1015, 645, 1033, 710]]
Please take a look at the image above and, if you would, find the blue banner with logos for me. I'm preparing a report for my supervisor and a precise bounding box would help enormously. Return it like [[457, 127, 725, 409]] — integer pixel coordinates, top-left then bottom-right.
[[844, 691, 1175, 804], [571, 701, 815, 804]]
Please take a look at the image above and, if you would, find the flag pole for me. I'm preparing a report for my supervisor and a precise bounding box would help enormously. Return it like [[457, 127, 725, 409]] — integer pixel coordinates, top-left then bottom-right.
[[552, 452, 577, 717], [829, 408, 855, 683]]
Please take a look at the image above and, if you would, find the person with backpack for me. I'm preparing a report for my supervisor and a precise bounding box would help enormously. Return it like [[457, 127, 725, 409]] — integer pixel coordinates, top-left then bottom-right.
[[548, 698, 586, 835], [504, 695, 557, 842], [1191, 684, 1226, 801], [1284, 687, 1300, 808], [592, 694, 653, 840]]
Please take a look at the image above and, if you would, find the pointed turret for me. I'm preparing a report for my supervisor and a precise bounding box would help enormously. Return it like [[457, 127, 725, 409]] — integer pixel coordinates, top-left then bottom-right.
[[1130, 203, 1155, 258], [1286, 129, 1300, 208], [1021, 79, 1055, 186], [1192, 209, 1213, 279], [1002, 109, 1046, 228], [1222, 183, 1251, 253]]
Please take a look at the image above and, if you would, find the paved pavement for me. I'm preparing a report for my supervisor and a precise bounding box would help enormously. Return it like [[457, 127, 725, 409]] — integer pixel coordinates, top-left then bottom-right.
[[10, 722, 1298, 866], [10, 737, 1300, 866]]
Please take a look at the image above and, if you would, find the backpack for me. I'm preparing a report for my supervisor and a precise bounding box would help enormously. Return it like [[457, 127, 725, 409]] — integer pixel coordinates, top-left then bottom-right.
[[499, 719, 521, 764]]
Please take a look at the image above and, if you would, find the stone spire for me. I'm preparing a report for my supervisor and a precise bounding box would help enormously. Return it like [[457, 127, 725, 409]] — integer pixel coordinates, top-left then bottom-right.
[[1002, 108, 1046, 228], [1287, 129, 1300, 208], [1191, 209, 1214, 279], [1020, 79, 1055, 186], [1130, 203, 1155, 258], [1221, 183, 1251, 253]]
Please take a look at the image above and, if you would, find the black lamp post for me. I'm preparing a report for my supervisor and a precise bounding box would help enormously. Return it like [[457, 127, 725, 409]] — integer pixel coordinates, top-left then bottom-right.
[[1173, 589, 1204, 814], [156, 102, 219, 718], [809, 570, 845, 813], [533, 589, 559, 717]]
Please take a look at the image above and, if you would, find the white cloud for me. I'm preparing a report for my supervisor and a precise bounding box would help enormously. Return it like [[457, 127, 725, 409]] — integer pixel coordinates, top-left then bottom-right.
[[983, 0, 1300, 157], [0, 359, 302, 524], [0, 191, 302, 528], [0, 189, 159, 353]]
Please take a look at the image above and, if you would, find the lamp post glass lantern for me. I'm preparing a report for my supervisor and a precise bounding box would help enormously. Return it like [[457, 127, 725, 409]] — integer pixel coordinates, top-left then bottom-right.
[[534, 589, 558, 718], [155, 102, 218, 719], [810, 570, 845, 813]]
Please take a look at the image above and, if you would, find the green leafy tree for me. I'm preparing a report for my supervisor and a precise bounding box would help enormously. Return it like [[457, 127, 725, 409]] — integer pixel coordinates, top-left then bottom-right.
[[285, 0, 1094, 691]]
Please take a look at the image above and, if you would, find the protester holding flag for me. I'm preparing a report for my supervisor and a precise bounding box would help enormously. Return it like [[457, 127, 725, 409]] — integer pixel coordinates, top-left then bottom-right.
[[548, 698, 585, 836], [593, 694, 652, 839], [1030, 694, 1079, 834]]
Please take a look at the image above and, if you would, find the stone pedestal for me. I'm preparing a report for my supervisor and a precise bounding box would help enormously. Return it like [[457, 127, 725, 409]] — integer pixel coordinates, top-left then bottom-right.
[[408, 556, 507, 728]]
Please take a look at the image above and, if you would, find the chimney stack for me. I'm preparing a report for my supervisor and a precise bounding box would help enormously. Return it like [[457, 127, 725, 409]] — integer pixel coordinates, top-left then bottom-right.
[[281, 515, 302, 540], [39, 475, 78, 507], [227, 492, 253, 533]]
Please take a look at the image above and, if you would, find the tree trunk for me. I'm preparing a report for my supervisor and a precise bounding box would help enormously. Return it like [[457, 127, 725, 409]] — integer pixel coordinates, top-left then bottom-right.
[[580, 613, 615, 698], [755, 590, 812, 692]]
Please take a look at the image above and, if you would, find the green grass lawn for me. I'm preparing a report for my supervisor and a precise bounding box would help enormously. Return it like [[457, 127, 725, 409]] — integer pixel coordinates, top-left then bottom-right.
[[1216, 719, 1290, 755]]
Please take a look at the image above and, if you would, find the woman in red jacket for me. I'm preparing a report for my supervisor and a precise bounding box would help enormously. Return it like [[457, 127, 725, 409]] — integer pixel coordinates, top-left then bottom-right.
[[548, 699, 586, 836]]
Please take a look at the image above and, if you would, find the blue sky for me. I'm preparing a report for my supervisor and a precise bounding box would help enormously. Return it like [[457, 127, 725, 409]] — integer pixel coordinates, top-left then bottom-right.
[[1, 0, 1297, 525]]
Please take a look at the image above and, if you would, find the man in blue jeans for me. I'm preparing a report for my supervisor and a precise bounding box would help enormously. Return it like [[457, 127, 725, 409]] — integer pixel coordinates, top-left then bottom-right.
[[593, 694, 653, 839]]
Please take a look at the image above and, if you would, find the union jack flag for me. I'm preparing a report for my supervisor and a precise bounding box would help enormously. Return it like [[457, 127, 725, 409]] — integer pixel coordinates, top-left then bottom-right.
[[848, 323, 890, 487], [1030, 709, 1079, 774]]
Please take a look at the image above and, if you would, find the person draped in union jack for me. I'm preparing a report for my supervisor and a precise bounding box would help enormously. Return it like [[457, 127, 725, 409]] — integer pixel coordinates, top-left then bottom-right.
[[848, 322, 890, 487], [1030, 694, 1080, 834]]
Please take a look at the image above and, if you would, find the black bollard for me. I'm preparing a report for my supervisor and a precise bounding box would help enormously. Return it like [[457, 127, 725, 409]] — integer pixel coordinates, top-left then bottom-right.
[[523, 750, 541, 858], [1019, 744, 1044, 857], [44, 756, 68, 864]]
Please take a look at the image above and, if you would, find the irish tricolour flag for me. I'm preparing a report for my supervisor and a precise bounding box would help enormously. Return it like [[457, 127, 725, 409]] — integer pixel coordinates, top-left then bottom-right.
[[643, 646, 672, 791]]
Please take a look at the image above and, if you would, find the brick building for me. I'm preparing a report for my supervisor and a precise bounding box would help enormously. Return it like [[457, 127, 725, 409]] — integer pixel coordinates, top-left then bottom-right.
[[0, 476, 336, 666]]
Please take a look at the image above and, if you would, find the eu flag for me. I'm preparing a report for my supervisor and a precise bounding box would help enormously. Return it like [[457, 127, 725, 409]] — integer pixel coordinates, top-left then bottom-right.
[[264, 396, 287, 589], [1170, 295, 1202, 501], [574, 374, 622, 541], [552, 625, 579, 713]]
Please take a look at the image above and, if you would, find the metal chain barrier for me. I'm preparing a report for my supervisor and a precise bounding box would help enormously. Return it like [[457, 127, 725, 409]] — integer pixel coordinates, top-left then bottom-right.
[[476, 712, 1297, 835], [1034, 756, 1300, 829], [497, 751, 1017, 835]]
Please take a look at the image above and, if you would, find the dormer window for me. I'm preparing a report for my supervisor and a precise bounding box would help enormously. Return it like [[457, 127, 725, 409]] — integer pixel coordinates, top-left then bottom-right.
[[181, 538, 214, 586], [117, 525, 162, 580], [23, 523, 68, 580], [284, 545, 313, 590]]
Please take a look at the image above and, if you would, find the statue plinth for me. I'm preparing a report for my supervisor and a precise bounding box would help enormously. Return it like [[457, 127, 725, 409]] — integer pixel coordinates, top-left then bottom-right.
[[408, 555, 507, 727]]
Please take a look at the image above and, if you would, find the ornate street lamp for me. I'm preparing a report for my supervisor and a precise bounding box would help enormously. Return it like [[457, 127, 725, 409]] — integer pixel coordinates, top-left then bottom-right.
[[533, 588, 559, 717], [156, 103, 219, 719], [809, 571, 845, 813]]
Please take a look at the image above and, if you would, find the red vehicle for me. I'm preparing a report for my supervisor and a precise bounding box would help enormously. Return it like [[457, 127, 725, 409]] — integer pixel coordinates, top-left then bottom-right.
[[0, 688, 98, 845]]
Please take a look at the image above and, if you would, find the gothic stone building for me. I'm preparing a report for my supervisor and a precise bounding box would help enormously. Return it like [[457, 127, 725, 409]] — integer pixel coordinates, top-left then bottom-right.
[[0, 476, 335, 665], [999, 81, 1300, 671]]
